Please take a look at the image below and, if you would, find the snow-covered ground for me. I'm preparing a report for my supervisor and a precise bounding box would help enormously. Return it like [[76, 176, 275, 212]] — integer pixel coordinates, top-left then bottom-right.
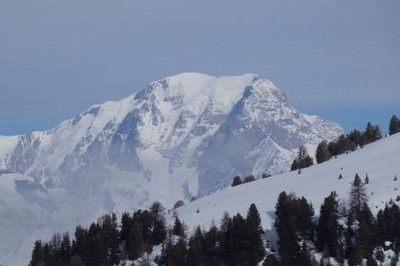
[[175, 133, 400, 241]]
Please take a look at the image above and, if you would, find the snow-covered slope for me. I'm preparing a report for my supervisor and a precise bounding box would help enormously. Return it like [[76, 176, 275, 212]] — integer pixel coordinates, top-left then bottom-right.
[[0, 73, 343, 265], [176, 133, 400, 247]]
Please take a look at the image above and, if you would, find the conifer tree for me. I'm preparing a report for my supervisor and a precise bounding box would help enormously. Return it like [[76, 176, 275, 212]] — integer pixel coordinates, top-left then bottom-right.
[[316, 140, 331, 164], [263, 254, 281, 266], [167, 239, 187, 266], [364, 122, 382, 145], [336, 134, 353, 154], [222, 213, 249, 265], [348, 129, 363, 149], [316, 192, 342, 259], [173, 216, 185, 237], [246, 203, 266, 264], [389, 115, 400, 135], [29, 240, 44, 266], [150, 201, 167, 245], [296, 197, 315, 241], [349, 174, 368, 221], [232, 175, 242, 186], [291, 146, 313, 171], [275, 192, 300, 265], [99, 213, 120, 265], [295, 241, 316, 266], [203, 225, 222, 265], [187, 226, 205, 265], [59, 232, 72, 264]]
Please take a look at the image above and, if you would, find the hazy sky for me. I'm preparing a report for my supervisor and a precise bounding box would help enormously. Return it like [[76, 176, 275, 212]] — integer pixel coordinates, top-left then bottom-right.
[[1, 0, 399, 135]]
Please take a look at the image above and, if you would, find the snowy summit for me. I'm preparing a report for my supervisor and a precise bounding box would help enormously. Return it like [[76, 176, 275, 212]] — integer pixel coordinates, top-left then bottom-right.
[[0, 73, 343, 264]]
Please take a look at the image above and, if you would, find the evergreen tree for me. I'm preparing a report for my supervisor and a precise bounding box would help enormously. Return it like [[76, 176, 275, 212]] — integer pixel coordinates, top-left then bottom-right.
[[87, 222, 108, 265], [316, 140, 331, 164], [102, 213, 120, 265], [167, 239, 187, 266], [347, 175, 373, 265], [157, 232, 172, 266], [356, 203, 376, 259], [336, 134, 353, 154], [291, 146, 314, 171], [246, 203, 266, 264], [389, 115, 400, 135], [72, 226, 90, 265], [349, 174, 368, 221], [59, 233, 72, 264], [29, 240, 44, 266], [221, 213, 249, 265], [129, 219, 145, 260], [348, 129, 363, 149], [232, 175, 242, 186], [263, 254, 281, 266], [316, 192, 341, 259], [295, 241, 316, 266], [150, 201, 167, 245], [364, 122, 382, 145], [328, 141, 339, 156], [243, 175, 256, 183], [296, 197, 315, 241], [275, 192, 300, 265], [120, 212, 132, 258], [187, 226, 205, 265], [203, 225, 222, 265], [173, 216, 185, 237]]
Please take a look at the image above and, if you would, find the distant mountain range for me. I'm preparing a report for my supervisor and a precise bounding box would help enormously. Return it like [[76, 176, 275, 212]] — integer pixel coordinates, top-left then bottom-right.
[[0, 73, 343, 264]]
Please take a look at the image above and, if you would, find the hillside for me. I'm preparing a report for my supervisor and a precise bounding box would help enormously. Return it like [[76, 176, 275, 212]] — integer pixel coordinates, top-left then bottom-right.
[[175, 133, 400, 242]]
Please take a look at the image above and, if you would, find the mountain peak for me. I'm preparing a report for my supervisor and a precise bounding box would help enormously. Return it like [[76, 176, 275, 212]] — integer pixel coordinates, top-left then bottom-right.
[[0, 73, 344, 265]]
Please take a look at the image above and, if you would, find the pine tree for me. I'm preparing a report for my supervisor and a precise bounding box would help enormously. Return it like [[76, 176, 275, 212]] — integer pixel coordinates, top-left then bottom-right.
[[99, 213, 120, 265], [263, 254, 281, 266], [203, 225, 222, 265], [336, 134, 353, 154], [275, 192, 300, 265], [167, 239, 187, 266], [128, 219, 144, 260], [295, 241, 316, 266], [296, 197, 315, 241], [150, 201, 167, 245], [364, 122, 382, 145], [232, 175, 242, 186], [349, 173, 368, 221], [291, 146, 314, 171], [348, 129, 363, 149], [187, 226, 205, 265], [222, 213, 249, 265], [356, 203, 376, 259], [29, 240, 44, 266], [173, 216, 185, 237], [59, 232, 72, 264], [316, 192, 341, 259], [316, 140, 331, 164], [73, 226, 91, 265], [389, 115, 400, 135], [246, 203, 266, 264]]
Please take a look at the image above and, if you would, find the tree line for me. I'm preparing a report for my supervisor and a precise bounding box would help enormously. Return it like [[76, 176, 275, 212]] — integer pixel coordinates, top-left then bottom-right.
[[292, 115, 400, 170], [29, 173, 400, 266]]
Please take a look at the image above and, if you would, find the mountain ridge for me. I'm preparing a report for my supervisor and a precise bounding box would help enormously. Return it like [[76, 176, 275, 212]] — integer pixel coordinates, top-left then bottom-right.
[[0, 73, 343, 264]]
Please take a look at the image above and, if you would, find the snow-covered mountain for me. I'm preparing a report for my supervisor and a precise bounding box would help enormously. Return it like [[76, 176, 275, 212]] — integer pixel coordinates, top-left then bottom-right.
[[0, 73, 343, 264]]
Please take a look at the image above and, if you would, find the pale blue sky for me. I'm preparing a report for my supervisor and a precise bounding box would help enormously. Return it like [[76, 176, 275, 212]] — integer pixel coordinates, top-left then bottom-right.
[[1, 0, 399, 135]]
